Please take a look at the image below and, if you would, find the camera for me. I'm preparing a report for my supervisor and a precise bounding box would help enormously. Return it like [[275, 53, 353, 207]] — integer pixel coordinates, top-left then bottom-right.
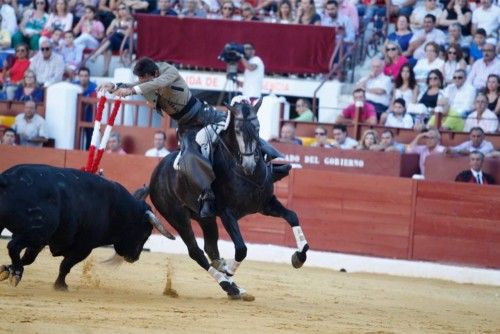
[[218, 43, 245, 64]]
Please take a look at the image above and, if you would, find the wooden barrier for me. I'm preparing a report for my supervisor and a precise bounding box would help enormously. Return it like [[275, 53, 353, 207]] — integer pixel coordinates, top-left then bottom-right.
[[1, 146, 500, 269]]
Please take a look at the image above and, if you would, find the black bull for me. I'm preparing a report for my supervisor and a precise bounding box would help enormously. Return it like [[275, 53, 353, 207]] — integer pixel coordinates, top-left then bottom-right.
[[0, 164, 174, 290]]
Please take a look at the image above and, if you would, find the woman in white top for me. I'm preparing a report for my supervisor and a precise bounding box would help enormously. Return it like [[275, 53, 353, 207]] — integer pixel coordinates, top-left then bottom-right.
[[384, 98, 414, 129], [413, 41, 445, 93], [443, 43, 467, 84], [44, 0, 73, 35], [392, 63, 419, 107]]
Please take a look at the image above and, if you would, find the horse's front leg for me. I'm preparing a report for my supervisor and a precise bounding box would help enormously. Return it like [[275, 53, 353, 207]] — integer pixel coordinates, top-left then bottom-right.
[[219, 209, 246, 277], [262, 195, 309, 268]]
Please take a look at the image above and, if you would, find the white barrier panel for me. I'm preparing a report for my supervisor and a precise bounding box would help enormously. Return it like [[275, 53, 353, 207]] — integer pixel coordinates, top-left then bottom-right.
[[257, 94, 281, 141], [45, 82, 82, 149]]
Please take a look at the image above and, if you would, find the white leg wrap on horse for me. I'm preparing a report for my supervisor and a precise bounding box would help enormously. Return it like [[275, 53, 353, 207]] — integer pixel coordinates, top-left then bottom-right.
[[208, 266, 230, 284], [225, 259, 241, 276], [292, 226, 308, 252]]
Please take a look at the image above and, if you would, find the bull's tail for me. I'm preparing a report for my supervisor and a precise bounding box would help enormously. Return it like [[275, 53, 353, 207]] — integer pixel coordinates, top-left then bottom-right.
[[133, 185, 150, 201]]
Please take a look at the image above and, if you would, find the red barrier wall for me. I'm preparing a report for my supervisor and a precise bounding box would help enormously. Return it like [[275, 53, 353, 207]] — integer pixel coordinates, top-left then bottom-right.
[[1, 146, 500, 269]]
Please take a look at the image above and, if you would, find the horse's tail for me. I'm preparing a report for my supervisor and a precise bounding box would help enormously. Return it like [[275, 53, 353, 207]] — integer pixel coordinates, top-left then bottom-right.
[[133, 184, 150, 201]]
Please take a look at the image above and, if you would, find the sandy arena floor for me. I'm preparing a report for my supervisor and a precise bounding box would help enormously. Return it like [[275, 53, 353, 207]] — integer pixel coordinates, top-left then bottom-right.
[[0, 239, 499, 334]]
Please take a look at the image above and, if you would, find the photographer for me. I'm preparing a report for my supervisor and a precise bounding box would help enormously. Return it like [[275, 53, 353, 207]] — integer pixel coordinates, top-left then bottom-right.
[[238, 43, 265, 101]]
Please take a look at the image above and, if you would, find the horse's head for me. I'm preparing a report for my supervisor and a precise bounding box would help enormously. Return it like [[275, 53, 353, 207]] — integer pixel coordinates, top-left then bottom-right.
[[226, 98, 262, 175]]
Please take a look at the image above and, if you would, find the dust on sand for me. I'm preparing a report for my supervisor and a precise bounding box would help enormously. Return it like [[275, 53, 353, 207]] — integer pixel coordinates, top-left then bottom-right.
[[0, 239, 499, 333]]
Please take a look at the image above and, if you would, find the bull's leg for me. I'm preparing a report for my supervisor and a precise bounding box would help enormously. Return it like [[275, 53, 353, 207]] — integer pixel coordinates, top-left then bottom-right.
[[21, 245, 45, 265], [54, 248, 92, 291], [219, 209, 246, 277], [261, 195, 309, 268], [1, 238, 29, 286]]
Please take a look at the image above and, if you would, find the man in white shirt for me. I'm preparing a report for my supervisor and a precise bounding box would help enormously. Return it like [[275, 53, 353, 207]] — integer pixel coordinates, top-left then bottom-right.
[[29, 40, 65, 87], [145, 130, 170, 158], [446, 127, 494, 155], [471, 0, 500, 37], [442, 69, 476, 118], [331, 124, 357, 149], [356, 58, 392, 118], [463, 93, 499, 133], [12, 100, 48, 147], [467, 42, 500, 91], [239, 43, 264, 101], [407, 14, 446, 60]]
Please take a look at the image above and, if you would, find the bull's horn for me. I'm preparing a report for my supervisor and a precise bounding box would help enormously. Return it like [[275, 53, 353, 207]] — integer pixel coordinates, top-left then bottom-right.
[[146, 211, 175, 240]]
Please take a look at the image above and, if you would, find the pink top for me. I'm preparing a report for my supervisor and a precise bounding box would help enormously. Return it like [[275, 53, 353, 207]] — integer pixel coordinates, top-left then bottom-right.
[[384, 56, 408, 80], [341, 102, 377, 122]]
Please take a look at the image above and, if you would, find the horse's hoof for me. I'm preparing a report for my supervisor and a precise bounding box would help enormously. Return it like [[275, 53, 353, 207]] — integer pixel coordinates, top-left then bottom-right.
[[9, 274, 20, 287], [291, 251, 306, 269], [227, 293, 242, 300], [241, 293, 255, 302], [54, 282, 68, 291], [0, 265, 10, 281]]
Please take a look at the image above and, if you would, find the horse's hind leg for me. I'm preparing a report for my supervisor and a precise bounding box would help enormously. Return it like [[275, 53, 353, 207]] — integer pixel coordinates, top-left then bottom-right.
[[261, 195, 309, 268]]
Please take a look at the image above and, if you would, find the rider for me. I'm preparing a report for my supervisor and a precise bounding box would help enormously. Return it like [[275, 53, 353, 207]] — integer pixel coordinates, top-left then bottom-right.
[[99, 57, 229, 218]]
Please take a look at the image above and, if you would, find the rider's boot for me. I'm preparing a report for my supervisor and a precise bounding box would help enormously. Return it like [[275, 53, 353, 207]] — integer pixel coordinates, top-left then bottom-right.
[[200, 188, 216, 218]]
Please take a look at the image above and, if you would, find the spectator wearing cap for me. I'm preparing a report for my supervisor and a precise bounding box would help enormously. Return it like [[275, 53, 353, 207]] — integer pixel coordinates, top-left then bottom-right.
[[467, 40, 499, 91], [336, 88, 377, 125]]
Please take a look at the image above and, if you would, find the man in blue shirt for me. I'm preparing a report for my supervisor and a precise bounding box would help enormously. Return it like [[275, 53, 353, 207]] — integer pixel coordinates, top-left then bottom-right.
[[74, 66, 97, 149]]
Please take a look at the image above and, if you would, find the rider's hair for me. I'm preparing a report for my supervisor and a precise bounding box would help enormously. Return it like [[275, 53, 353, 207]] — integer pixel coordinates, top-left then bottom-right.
[[133, 57, 159, 77]]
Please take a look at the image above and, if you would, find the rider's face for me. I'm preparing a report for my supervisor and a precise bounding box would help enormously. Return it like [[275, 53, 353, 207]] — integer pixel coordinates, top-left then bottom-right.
[[138, 74, 155, 83]]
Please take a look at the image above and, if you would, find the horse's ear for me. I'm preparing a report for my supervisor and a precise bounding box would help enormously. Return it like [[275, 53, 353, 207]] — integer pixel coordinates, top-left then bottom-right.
[[254, 98, 263, 113]]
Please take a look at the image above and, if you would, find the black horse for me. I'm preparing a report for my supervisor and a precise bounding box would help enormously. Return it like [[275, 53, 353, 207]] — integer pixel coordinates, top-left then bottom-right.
[[141, 100, 309, 298]]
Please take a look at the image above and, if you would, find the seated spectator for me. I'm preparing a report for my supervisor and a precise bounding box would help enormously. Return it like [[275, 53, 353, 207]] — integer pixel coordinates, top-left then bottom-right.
[[219, 1, 236, 20], [153, 0, 178, 16], [463, 93, 498, 133], [46, 28, 64, 53], [443, 44, 467, 85], [123, 0, 155, 13], [88, 4, 133, 77], [12, 100, 48, 147], [484, 74, 499, 116], [42, 0, 74, 42], [11, 0, 49, 51], [338, 0, 359, 33], [13, 69, 44, 102], [407, 14, 446, 61], [145, 130, 170, 158], [388, 15, 413, 55], [331, 123, 357, 149], [393, 63, 419, 106], [320, 0, 355, 44], [310, 126, 333, 148], [241, 3, 259, 21], [437, 0, 472, 39], [387, 0, 415, 18], [2, 43, 31, 99], [277, 0, 294, 24], [29, 39, 65, 87], [471, 0, 499, 37], [73, 5, 105, 50], [371, 129, 406, 153], [271, 123, 303, 145], [0, 15, 11, 52], [356, 58, 392, 118], [295, 0, 321, 25], [406, 129, 445, 176], [467, 41, 499, 91], [440, 69, 476, 118], [292, 98, 315, 122], [336, 88, 377, 125], [468, 28, 486, 62], [356, 129, 379, 150], [180, 0, 207, 18], [413, 42, 444, 92], [410, 0, 442, 31], [60, 31, 84, 79], [0, 0, 18, 37], [414, 69, 444, 127], [444, 23, 469, 50], [73, 66, 96, 148], [446, 127, 494, 155], [455, 151, 495, 185], [105, 131, 127, 154], [1, 127, 16, 145], [383, 40, 407, 80], [383, 98, 414, 129]]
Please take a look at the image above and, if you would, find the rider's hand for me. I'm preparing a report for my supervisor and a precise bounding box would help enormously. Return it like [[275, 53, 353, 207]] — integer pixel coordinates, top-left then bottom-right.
[[114, 87, 135, 97], [97, 82, 116, 94]]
